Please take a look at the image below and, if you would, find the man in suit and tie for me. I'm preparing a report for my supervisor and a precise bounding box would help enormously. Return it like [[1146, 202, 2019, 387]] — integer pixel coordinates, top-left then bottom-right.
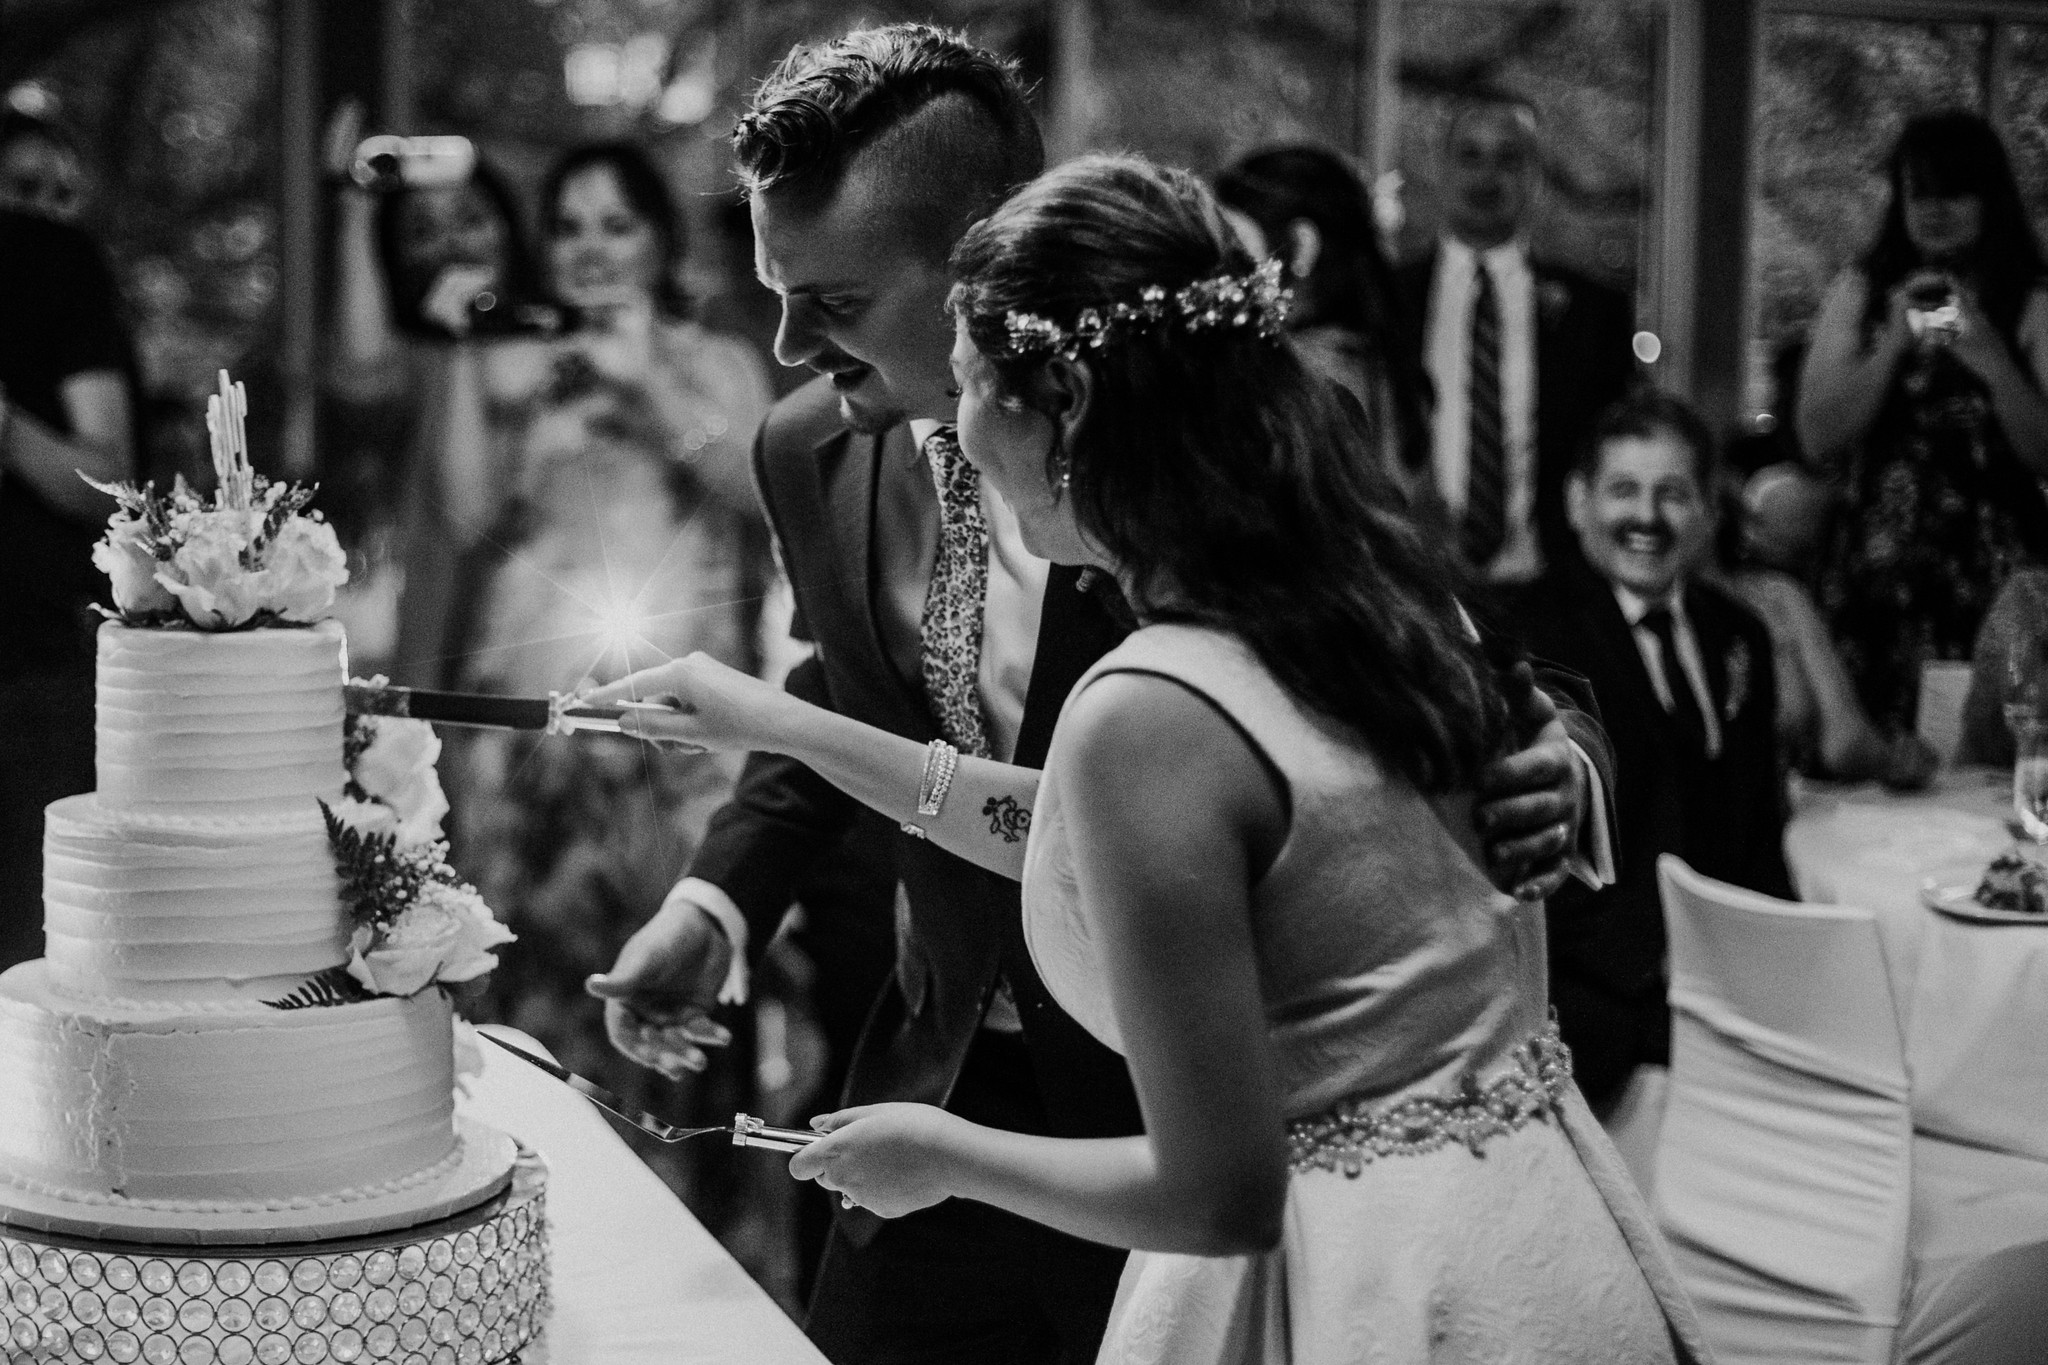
[[1394, 88, 1638, 586], [1516, 390, 1793, 1111], [585, 25, 1620, 1363]]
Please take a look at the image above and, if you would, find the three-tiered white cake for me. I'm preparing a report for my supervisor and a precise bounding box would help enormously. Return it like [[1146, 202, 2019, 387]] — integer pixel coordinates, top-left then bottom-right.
[[0, 622, 485, 1225], [0, 440, 549, 1360]]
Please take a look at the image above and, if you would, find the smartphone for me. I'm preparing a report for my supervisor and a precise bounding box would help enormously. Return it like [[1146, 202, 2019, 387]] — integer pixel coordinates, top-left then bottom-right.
[[349, 135, 478, 193], [1906, 278, 1965, 346]]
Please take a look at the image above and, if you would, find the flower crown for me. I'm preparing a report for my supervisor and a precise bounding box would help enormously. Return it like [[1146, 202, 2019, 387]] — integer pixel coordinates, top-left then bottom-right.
[[999, 258, 1290, 362]]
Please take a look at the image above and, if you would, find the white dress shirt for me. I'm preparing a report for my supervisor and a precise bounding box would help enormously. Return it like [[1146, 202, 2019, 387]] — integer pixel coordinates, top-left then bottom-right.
[[1425, 237, 1542, 583], [1613, 583, 1722, 759]]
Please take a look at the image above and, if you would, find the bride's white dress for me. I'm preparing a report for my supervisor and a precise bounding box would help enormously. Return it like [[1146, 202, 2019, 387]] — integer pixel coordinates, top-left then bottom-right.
[[1022, 625, 1713, 1364]]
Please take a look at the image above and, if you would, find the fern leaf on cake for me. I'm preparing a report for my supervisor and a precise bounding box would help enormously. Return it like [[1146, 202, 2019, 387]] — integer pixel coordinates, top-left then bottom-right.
[[263, 965, 373, 1010], [322, 799, 436, 930]]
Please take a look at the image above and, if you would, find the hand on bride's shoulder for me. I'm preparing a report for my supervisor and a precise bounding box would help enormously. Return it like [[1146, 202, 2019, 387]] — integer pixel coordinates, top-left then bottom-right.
[[787, 1103, 971, 1220]]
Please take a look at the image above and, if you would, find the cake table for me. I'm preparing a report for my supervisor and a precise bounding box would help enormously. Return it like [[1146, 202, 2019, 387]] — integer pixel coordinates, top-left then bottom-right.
[[457, 1029, 824, 1365]]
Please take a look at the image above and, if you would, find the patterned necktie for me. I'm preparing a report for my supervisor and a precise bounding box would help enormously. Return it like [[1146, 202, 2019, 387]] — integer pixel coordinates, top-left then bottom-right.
[[918, 427, 993, 758], [1640, 606, 1708, 759], [1462, 263, 1507, 568]]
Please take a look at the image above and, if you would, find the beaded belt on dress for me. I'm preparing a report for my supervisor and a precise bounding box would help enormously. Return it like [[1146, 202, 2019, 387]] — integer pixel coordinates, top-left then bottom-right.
[[1286, 1025, 1572, 1176]]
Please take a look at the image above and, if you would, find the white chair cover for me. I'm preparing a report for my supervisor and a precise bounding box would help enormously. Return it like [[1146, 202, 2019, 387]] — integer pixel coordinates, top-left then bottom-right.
[[1654, 854, 1912, 1364]]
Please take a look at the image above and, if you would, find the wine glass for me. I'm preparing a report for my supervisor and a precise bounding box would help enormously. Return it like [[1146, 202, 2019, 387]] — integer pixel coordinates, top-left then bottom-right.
[[2003, 596, 2048, 738], [2005, 633, 2045, 737], [2015, 720, 2048, 845]]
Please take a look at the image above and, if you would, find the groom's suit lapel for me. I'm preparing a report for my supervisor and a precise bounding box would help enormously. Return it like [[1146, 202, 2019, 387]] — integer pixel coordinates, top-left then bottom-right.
[[816, 421, 935, 742]]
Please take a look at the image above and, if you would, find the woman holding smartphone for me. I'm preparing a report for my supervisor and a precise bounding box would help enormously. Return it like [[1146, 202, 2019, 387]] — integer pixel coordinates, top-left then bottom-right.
[[1797, 111, 2048, 732]]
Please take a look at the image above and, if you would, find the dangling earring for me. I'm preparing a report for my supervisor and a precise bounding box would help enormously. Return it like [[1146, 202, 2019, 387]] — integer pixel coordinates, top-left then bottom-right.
[[1049, 440, 1072, 500]]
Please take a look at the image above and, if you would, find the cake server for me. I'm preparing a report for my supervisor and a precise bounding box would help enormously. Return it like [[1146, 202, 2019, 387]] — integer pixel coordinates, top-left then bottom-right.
[[344, 680, 678, 736], [477, 1030, 820, 1151]]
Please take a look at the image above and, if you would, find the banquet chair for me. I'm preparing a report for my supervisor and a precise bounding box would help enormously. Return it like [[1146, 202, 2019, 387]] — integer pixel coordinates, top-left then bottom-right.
[[1653, 855, 1913, 1365]]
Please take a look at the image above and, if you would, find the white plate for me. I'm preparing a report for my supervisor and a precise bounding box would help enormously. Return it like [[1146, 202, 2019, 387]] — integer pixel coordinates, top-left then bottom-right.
[[1920, 865, 2048, 925]]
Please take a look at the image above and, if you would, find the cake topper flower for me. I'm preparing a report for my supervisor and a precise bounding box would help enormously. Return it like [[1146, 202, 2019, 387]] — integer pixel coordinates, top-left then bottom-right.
[[85, 370, 348, 630]]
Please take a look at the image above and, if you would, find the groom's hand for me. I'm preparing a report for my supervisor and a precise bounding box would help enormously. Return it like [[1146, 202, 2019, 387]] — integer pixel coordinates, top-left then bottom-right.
[[585, 901, 734, 1081], [1475, 665, 1586, 902]]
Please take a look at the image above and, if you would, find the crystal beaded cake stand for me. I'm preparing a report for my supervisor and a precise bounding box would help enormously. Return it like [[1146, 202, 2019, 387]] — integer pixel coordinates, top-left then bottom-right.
[[0, 1147, 549, 1365]]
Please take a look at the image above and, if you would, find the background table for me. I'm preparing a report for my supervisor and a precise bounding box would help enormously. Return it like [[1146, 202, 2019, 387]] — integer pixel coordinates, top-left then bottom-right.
[[457, 1027, 828, 1365], [1785, 771, 2048, 1360], [1784, 767, 2048, 1163]]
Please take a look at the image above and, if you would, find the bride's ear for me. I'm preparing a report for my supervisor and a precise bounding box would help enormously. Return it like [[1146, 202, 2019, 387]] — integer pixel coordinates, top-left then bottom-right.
[[1040, 356, 1096, 447]]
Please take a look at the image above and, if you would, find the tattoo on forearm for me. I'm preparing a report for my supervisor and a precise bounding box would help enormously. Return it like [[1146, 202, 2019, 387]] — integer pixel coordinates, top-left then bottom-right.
[[983, 795, 1031, 843]]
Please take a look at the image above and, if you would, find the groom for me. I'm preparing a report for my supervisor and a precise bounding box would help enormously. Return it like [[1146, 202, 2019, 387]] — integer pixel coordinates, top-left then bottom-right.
[[590, 23, 1616, 1363]]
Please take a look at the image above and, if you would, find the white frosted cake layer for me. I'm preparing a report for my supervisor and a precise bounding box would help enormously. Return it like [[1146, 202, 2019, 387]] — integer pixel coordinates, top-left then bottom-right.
[[95, 620, 346, 814], [0, 962, 457, 1209], [42, 793, 347, 1001]]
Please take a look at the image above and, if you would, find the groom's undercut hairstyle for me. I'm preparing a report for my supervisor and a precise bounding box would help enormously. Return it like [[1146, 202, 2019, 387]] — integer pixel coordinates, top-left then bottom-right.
[[732, 23, 1044, 261]]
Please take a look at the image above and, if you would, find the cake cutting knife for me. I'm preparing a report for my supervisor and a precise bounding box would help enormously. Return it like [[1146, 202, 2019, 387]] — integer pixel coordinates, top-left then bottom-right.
[[477, 1029, 819, 1152], [344, 681, 680, 736]]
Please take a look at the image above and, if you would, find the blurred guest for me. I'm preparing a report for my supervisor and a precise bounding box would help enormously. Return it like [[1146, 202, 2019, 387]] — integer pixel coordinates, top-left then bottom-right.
[[1394, 87, 1636, 587], [0, 208, 138, 969], [1214, 144, 1431, 483], [1515, 391, 1791, 1109], [1717, 500, 1937, 789], [324, 102, 555, 682], [447, 141, 772, 1192], [1797, 111, 2048, 733], [1736, 460, 1833, 580], [0, 110, 87, 223]]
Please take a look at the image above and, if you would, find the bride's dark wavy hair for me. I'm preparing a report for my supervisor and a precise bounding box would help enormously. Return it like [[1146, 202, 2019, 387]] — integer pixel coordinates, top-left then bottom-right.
[[949, 154, 1510, 794]]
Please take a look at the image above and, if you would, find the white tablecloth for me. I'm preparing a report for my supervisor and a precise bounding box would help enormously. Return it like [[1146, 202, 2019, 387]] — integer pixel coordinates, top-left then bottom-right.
[[1784, 767, 2048, 1163], [1786, 773, 2048, 1361], [456, 1027, 827, 1365]]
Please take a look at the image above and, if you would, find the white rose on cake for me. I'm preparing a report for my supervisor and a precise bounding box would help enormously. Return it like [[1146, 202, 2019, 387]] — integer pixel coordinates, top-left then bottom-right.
[[346, 883, 516, 998], [91, 513, 178, 617], [352, 718, 450, 845], [157, 508, 266, 628], [257, 514, 349, 622]]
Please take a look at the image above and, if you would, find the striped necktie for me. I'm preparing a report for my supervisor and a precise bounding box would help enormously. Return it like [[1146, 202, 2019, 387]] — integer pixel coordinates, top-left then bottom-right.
[[918, 427, 993, 758], [1462, 263, 1506, 568]]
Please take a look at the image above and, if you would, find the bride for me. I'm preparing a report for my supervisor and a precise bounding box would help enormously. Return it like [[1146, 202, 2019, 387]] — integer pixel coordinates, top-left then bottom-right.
[[609, 154, 1707, 1362]]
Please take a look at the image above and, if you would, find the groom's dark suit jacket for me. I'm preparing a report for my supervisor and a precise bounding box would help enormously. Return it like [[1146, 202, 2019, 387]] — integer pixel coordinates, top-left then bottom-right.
[[689, 378, 1141, 1249], [1511, 558, 1792, 1104]]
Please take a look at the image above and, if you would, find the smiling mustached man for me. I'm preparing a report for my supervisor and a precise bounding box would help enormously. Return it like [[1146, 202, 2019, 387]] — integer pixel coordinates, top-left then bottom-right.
[[1513, 389, 1793, 1113]]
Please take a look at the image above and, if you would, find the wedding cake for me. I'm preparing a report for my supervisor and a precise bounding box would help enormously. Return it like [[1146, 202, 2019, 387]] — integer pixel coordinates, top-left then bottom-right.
[[0, 379, 548, 1364]]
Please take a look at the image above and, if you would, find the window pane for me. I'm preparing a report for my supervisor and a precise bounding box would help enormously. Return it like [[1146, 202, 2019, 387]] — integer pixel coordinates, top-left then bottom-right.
[[1393, 2, 1659, 297], [1996, 24, 2048, 252], [1058, 1, 1366, 168], [17, 0, 279, 479]]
